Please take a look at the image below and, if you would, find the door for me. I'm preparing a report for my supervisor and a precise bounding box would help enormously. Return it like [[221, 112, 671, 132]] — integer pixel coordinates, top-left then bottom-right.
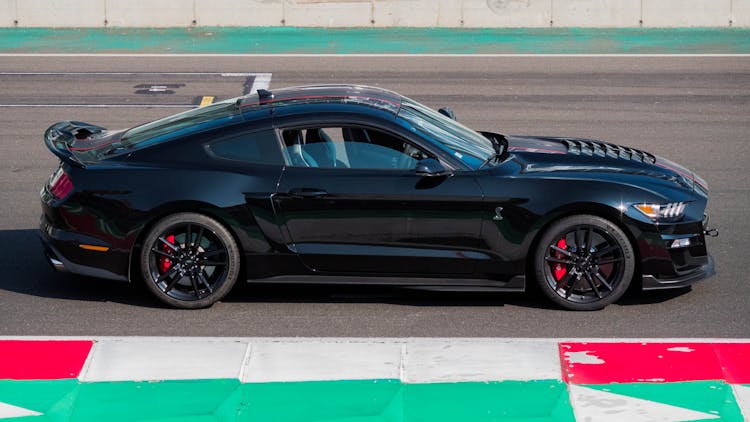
[[273, 124, 486, 275]]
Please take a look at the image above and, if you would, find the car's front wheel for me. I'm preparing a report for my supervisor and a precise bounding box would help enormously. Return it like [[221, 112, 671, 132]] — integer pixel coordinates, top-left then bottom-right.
[[140, 212, 240, 309], [533, 215, 635, 311]]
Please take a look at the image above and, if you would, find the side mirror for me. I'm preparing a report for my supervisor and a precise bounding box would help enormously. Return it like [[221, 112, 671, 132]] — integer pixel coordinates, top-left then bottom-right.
[[415, 158, 450, 177], [438, 107, 457, 120]]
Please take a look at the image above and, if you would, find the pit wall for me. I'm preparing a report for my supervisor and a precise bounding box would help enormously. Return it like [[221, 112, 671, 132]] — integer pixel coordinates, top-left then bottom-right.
[[1, 0, 748, 28]]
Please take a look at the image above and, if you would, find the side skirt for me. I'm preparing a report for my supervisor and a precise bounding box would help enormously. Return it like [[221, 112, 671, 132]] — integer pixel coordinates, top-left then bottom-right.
[[245, 275, 526, 292]]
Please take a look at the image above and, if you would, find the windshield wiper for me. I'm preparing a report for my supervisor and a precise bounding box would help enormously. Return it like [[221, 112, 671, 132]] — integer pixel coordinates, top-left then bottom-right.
[[477, 135, 504, 170], [477, 152, 502, 170]]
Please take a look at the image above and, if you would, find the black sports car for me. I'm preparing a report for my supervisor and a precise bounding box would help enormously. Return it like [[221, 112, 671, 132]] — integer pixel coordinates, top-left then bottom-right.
[[40, 85, 716, 310]]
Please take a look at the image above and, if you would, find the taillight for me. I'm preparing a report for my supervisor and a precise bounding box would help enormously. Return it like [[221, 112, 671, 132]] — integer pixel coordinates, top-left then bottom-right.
[[49, 168, 73, 199]]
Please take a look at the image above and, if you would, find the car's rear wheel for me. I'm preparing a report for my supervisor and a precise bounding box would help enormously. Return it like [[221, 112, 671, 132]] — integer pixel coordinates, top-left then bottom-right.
[[533, 215, 634, 311], [140, 213, 240, 309]]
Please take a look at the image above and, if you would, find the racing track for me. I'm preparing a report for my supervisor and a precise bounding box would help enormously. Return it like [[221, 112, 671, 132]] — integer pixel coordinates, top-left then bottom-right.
[[0, 55, 747, 337]]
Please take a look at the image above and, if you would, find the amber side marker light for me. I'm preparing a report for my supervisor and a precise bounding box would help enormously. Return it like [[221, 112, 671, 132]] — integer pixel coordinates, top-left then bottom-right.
[[79, 244, 109, 252]]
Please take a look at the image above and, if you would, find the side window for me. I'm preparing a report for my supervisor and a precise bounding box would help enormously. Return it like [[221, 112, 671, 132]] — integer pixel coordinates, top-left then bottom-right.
[[207, 129, 284, 165], [280, 126, 429, 170]]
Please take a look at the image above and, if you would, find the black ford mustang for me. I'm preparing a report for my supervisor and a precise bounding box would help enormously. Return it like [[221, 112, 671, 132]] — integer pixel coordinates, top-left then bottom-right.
[[40, 85, 716, 310]]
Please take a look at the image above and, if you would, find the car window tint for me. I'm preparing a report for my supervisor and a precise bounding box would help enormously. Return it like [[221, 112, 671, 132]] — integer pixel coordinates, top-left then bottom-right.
[[208, 130, 284, 165], [123, 98, 239, 146], [398, 99, 494, 168], [280, 126, 428, 170]]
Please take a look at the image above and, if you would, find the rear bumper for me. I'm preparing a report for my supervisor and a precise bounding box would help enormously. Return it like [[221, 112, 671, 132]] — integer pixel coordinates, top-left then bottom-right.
[[642, 254, 715, 290], [39, 216, 128, 282]]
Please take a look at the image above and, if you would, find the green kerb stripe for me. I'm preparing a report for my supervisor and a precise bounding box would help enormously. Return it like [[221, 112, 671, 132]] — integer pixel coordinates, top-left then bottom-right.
[[0, 379, 572, 421], [0, 27, 749, 54]]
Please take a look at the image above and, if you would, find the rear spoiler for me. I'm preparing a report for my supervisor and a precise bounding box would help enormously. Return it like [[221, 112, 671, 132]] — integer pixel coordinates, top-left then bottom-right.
[[44, 121, 106, 168]]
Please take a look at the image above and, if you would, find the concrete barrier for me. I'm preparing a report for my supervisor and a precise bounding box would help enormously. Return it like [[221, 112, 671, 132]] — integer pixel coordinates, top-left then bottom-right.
[[553, 0, 641, 27], [15, 0, 104, 27], [284, 1, 372, 27], [735, 0, 750, 26], [106, 0, 195, 27], [464, 0, 551, 28], [0, 0, 748, 27], [642, 0, 731, 27], [0, 0, 13, 26], [195, 0, 283, 27], [372, 0, 461, 27]]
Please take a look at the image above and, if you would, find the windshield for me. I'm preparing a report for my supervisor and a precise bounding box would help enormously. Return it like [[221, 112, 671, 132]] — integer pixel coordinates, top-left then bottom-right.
[[398, 98, 495, 168], [120, 98, 239, 149]]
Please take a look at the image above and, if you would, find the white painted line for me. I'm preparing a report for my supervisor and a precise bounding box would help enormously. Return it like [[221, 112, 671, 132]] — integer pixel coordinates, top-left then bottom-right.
[[237, 342, 253, 382], [243, 340, 402, 383], [81, 339, 249, 382], [569, 384, 720, 421], [249, 73, 272, 92], [0, 72, 262, 76], [403, 339, 561, 383], [76, 340, 99, 382], [0, 54, 749, 58], [733, 385, 750, 421], [221, 72, 267, 77], [0, 402, 42, 419]]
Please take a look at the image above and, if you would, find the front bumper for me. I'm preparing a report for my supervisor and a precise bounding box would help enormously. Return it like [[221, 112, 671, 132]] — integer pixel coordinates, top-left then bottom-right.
[[642, 254, 715, 290], [637, 212, 717, 290]]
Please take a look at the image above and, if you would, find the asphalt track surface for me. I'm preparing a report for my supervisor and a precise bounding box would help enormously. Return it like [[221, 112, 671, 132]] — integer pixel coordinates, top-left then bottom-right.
[[0, 56, 747, 337]]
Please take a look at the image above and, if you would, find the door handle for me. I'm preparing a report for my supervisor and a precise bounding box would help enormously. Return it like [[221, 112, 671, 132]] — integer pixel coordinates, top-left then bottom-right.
[[288, 188, 329, 198]]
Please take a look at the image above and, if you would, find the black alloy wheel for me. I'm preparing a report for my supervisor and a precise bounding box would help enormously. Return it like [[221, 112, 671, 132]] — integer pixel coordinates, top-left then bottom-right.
[[534, 215, 634, 311], [140, 213, 240, 309]]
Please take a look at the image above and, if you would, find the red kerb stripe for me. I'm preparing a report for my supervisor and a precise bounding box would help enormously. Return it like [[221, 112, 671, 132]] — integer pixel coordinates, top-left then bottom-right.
[[714, 343, 750, 384], [560, 342, 722, 384], [0, 340, 93, 380]]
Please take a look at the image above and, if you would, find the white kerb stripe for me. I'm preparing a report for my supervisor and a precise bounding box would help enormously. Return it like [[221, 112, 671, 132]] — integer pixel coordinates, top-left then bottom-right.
[[733, 385, 750, 421], [403, 339, 561, 383], [77, 339, 566, 383], [81, 339, 249, 382], [242, 341, 402, 383], [0, 402, 42, 419], [569, 385, 720, 422]]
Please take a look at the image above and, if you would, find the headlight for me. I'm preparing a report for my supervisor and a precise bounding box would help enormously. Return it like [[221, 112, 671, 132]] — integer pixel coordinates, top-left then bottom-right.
[[633, 202, 687, 222]]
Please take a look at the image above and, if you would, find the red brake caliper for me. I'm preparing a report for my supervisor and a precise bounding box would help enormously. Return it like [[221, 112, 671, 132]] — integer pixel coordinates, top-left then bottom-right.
[[553, 238, 568, 281], [159, 234, 175, 273]]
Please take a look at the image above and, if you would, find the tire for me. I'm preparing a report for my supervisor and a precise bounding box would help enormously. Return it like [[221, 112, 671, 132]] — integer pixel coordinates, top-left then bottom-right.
[[140, 212, 241, 309], [533, 215, 635, 311]]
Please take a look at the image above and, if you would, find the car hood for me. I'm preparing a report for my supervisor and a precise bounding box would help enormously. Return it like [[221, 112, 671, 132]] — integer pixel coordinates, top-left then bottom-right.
[[505, 135, 707, 193]]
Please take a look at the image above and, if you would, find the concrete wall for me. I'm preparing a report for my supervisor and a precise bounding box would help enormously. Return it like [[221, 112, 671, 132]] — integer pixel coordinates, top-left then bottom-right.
[[0, 0, 745, 27], [735, 0, 750, 26]]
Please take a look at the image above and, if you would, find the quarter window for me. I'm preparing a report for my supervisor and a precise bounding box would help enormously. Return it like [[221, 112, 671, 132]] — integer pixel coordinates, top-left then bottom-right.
[[207, 130, 284, 165]]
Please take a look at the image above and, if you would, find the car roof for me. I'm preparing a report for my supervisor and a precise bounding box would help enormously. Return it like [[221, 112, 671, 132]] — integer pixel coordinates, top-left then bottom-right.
[[238, 84, 403, 113]]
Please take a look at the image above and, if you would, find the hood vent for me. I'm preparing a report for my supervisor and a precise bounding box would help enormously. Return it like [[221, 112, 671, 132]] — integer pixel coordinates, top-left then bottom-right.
[[563, 139, 656, 164]]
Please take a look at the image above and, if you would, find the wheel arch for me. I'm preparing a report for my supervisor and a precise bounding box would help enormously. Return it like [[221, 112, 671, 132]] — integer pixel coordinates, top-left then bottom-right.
[[524, 202, 642, 290], [127, 201, 246, 283]]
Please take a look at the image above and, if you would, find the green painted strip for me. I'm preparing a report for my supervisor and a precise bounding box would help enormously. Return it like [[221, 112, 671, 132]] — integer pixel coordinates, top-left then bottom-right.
[[400, 381, 574, 422], [0, 379, 78, 420], [0, 379, 572, 421], [584, 381, 745, 421], [0, 27, 749, 54]]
